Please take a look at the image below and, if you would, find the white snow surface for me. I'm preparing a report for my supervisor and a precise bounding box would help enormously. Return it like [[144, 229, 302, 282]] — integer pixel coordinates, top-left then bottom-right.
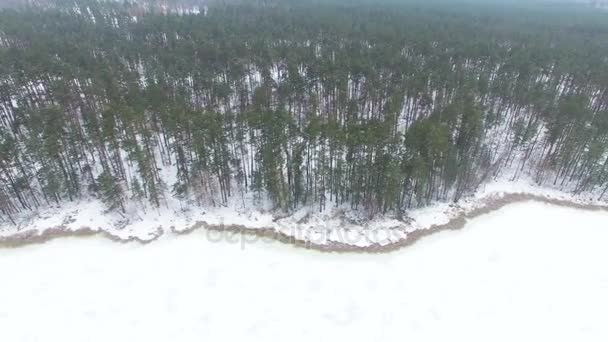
[[1, 201, 608, 341], [1, 177, 606, 247]]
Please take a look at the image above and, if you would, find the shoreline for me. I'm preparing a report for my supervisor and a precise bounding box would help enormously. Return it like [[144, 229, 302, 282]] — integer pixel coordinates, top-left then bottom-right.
[[1, 192, 607, 252]]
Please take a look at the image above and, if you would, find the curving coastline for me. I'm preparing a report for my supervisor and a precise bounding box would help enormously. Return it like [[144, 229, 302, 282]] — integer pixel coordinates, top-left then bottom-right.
[[1, 192, 607, 252]]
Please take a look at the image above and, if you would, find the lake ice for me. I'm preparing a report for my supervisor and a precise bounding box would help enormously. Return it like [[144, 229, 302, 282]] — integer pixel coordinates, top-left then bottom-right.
[[1, 201, 607, 342]]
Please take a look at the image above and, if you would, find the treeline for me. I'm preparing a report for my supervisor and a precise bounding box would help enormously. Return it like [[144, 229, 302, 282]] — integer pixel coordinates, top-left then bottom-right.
[[0, 0, 607, 223]]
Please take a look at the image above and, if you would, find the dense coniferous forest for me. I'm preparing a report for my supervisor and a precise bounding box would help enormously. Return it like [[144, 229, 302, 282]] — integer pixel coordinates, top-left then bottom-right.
[[0, 0, 607, 223]]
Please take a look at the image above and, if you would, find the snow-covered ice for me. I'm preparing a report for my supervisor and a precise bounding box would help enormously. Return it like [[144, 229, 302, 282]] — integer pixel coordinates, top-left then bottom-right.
[[1, 201, 608, 341]]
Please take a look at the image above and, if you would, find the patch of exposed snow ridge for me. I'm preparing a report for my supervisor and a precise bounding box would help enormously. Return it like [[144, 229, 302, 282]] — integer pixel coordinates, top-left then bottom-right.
[[1, 176, 607, 249]]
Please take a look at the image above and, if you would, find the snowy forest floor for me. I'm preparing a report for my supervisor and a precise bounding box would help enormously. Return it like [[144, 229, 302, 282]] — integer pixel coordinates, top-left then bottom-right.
[[1, 178, 607, 251]]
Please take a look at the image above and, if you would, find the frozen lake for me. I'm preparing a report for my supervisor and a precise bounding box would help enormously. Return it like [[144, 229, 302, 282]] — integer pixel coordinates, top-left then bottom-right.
[[1, 201, 608, 342]]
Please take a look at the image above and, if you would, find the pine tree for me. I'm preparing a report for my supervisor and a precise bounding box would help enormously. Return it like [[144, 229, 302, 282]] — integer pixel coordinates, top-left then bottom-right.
[[97, 171, 126, 213]]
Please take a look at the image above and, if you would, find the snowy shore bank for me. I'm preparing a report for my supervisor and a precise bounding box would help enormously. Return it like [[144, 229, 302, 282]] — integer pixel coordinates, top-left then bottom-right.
[[1, 179, 607, 250]]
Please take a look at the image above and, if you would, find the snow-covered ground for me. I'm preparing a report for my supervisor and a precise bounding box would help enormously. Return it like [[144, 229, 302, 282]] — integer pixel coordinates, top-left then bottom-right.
[[2, 178, 606, 249], [1, 201, 607, 341]]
